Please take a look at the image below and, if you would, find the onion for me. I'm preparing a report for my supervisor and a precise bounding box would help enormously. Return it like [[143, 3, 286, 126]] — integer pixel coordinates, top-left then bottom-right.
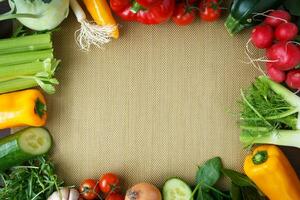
[[125, 183, 162, 200]]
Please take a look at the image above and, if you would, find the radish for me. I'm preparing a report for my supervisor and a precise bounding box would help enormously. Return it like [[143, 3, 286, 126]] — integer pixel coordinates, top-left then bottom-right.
[[264, 10, 291, 27], [266, 42, 300, 71], [275, 22, 298, 41], [251, 24, 274, 49], [266, 62, 286, 83], [286, 70, 300, 89]]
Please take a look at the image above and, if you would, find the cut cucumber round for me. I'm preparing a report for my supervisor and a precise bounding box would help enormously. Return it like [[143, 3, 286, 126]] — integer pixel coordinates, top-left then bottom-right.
[[163, 178, 193, 200], [18, 127, 52, 155], [0, 127, 52, 171]]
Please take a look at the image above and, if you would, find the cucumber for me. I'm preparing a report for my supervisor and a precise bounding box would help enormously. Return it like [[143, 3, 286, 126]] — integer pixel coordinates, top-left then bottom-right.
[[225, 0, 283, 35], [163, 178, 193, 200], [0, 127, 52, 171]]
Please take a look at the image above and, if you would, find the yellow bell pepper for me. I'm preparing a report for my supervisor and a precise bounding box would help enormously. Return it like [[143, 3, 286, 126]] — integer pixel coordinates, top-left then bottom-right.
[[83, 0, 119, 39], [244, 145, 300, 200], [0, 89, 47, 129]]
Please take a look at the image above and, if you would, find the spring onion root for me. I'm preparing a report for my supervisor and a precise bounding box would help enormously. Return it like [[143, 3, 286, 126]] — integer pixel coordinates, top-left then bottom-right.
[[70, 0, 114, 51]]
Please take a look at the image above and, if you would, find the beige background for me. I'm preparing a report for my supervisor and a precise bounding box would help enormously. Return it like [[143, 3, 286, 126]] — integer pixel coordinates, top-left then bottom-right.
[[47, 14, 260, 187]]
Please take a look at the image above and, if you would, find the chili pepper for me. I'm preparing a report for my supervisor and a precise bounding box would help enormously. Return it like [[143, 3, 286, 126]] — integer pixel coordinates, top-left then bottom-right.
[[110, 0, 175, 24], [0, 89, 47, 129], [82, 0, 119, 39], [244, 145, 300, 200]]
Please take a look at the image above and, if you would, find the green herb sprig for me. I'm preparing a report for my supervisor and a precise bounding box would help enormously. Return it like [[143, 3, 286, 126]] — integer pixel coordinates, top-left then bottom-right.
[[0, 156, 63, 200]]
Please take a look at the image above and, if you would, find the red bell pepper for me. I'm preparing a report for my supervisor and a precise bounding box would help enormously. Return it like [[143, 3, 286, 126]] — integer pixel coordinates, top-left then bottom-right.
[[110, 0, 175, 24]]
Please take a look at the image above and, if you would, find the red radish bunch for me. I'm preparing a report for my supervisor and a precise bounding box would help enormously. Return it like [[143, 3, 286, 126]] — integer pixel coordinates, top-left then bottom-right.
[[251, 24, 274, 49], [249, 10, 300, 89]]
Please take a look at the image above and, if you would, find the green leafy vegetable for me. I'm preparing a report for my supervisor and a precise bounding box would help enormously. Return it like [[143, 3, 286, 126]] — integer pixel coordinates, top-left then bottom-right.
[[230, 183, 242, 200], [222, 169, 255, 188], [284, 0, 300, 16], [239, 76, 300, 148], [239, 187, 266, 200], [0, 0, 69, 31], [194, 157, 229, 200], [223, 169, 266, 200], [0, 156, 63, 200], [190, 157, 265, 200], [196, 157, 223, 190]]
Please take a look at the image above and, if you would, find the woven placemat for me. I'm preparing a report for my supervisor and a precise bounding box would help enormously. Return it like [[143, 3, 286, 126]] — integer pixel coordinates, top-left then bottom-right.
[[47, 14, 260, 187]]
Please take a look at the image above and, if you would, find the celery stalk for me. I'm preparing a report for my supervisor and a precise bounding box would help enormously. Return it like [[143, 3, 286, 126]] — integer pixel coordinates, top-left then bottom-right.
[[0, 79, 38, 94], [0, 50, 53, 67], [0, 33, 59, 94], [0, 33, 52, 55], [0, 61, 49, 80]]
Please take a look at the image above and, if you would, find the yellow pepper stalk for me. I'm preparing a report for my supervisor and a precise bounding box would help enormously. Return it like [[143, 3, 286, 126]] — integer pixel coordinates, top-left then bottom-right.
[[0, 89, 47, 129], [244, 145, 300, 200], [83, 0, 119, 39]]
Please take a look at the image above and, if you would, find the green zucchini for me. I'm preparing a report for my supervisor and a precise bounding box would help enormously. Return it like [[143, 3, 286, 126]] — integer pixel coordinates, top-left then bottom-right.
[[163, 178, 193, 200], [0, 127, 52, 171], [225, 0, 283, 35]]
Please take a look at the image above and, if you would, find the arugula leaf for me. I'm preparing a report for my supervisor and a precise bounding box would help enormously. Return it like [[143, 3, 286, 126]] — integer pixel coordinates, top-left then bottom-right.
[[222, 169, 255, 187], [0, 156, 63, 200], [196, 157, 223, 190], [284, 0, 300, 16]]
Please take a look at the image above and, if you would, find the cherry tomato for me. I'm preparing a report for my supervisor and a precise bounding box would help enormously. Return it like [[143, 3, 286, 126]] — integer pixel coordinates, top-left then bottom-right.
[[79, 179, 100, 200], [106, 193, 125, 200], [172, 3, 196, 26], [199, 0, 221, 22], [99, 173, 121, 194]]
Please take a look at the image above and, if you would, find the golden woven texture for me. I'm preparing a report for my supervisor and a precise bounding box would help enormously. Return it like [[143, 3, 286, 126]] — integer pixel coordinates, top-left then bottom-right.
[[47, 15, 260, 187]]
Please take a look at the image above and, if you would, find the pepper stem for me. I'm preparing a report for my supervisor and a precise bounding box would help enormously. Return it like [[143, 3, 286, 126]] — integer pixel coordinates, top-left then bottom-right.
[[131, 1, 144, 13], [252, 151, 268, 165], [35, 98, 46, 118]]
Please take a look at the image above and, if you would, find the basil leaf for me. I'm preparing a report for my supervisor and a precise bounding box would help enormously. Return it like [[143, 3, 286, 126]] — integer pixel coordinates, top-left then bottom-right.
[[222, 169, 255, 187], [284, 0, 300, 16], [230, 183, 242, 200], [196, 157, 223, 191]]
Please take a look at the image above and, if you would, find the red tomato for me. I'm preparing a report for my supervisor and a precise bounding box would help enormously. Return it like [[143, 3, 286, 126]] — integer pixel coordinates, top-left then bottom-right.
[[99, 173, 121, 194], [106, 193, 125, 200], [79, 179, 100, 200], [199, 0, 221, 22], [172, 3, 196, 26]]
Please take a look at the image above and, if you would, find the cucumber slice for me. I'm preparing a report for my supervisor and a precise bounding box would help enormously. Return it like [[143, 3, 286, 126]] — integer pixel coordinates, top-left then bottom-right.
[[163, 178, 193, 200], [0, 127, 52, 171]]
